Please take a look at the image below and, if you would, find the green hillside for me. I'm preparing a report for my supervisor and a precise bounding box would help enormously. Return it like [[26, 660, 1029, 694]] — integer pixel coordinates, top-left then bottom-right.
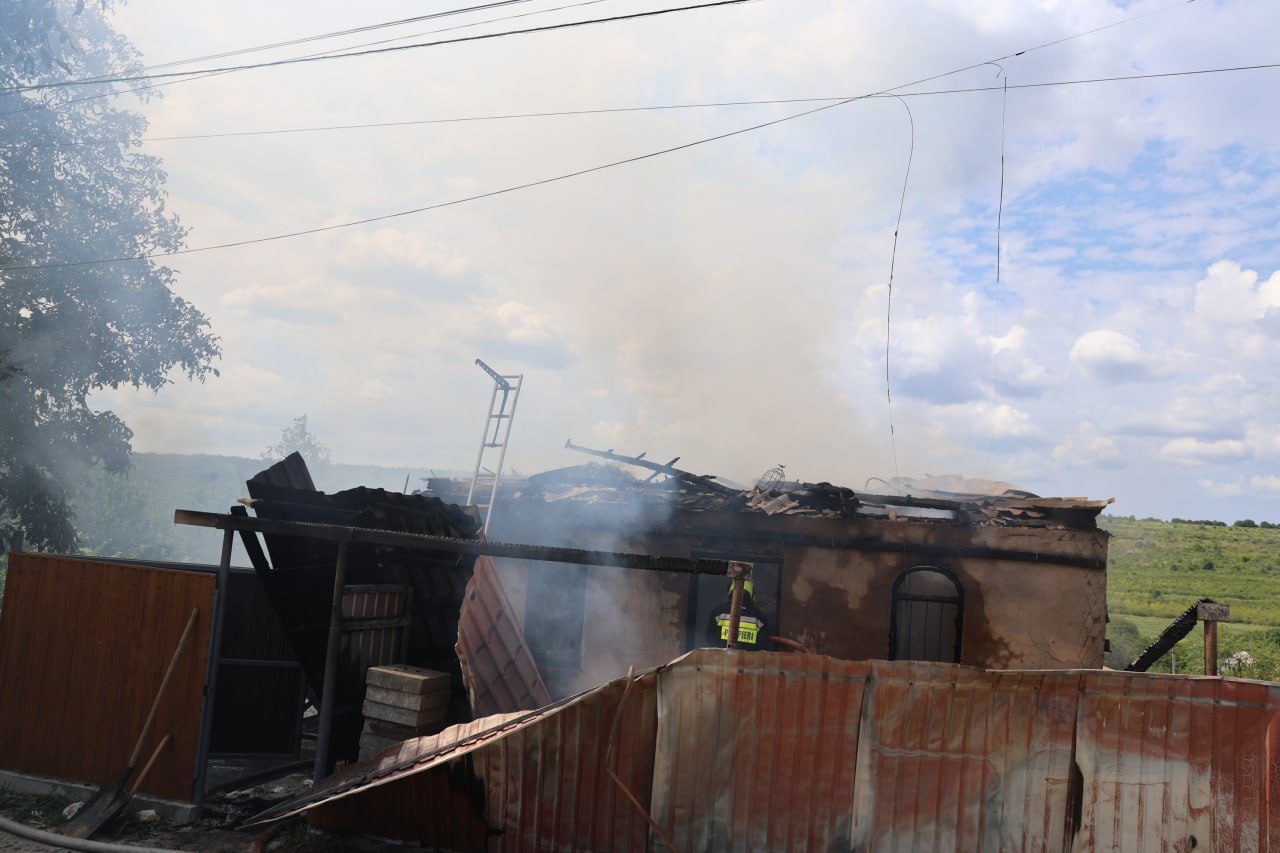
[[1100, 514, 1280, 680]]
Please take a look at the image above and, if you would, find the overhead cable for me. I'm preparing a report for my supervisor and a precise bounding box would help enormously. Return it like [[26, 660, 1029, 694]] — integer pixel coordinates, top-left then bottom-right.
[[3, 0, 756, 94], [56, 60, 1280, 147], [0, 0, 613, 118], [0, 0, 1203, 271]]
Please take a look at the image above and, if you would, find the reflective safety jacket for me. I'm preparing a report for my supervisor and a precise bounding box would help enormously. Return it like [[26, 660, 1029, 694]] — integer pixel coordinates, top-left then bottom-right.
[[706, 597, 769, 651]]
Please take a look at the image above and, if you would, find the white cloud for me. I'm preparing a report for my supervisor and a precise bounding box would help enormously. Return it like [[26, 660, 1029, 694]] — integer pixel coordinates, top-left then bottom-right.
[[75, 0, 1280, 521], [1160, 438, 1253, 467], [1068, 330, 1162, 384], [1200, 475, 1280, 499], [1052, 423, 1123, 470]]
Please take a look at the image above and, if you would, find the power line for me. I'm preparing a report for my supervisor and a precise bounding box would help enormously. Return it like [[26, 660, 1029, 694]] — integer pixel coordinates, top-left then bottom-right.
[[883, 96, 915, 496], [4, 0, 757, 94], [0, 0, 1204, 271], [57, 60, 1279, 147], [0, 0, 615, 118], [0, 95, 866, 272], [115, 0, 542, 75]]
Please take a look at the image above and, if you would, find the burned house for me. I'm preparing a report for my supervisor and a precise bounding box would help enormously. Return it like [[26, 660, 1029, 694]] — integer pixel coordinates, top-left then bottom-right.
[[464, 459, 1112, 697]]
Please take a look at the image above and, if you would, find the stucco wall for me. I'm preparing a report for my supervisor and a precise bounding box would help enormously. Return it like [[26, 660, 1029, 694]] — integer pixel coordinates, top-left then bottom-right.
[[491, 502, 1109, 696]]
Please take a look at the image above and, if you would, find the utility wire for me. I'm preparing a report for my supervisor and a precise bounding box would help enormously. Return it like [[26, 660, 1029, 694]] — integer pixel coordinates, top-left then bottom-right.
[[107, 0, 541, 76], [3, 0, 756, 94], [0, 0, 1204, 271], [0, 0, 614, 118], [982, 73, 1008, 482], [885, 97, 916, 499], [0, 95, 865, 271], [883, 96, 915, 496], [55, 60, 1279, 147]]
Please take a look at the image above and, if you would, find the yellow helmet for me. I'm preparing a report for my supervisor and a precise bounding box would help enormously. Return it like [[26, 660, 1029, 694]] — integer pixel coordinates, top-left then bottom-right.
[[729, 579, 755, 598]]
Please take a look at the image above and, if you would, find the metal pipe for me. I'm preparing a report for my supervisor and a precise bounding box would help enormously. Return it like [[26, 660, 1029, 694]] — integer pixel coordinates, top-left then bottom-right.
[[724, 561, 751, 649], [726, 578, 743, 650], [314, 541, 350, 780], [192, 528, 233, 812], [174, 510, 733, 576]]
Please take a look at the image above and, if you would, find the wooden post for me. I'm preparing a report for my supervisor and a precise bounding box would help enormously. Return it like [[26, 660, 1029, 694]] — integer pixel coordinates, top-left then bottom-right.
[[1197, 602, 1230, 676]]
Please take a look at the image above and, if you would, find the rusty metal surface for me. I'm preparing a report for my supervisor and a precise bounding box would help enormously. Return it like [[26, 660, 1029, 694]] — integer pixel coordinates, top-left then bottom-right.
[[251, 651, 1280, 851], [852, 663, 1081, 851], [456, 556, 552, 716], [256, 671, 659, 853], [0, 554, 215, 801], [1074, 671, 1280, 852], [652, 650, 869, 852]]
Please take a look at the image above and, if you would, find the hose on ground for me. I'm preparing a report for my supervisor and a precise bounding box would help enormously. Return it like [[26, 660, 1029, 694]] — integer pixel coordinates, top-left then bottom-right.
[[0, 813, 187, 853]]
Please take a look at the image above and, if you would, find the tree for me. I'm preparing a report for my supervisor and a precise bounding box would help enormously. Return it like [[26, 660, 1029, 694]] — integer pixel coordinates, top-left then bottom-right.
[[0, 1, 219, 554], [263, 415, 331, 465]]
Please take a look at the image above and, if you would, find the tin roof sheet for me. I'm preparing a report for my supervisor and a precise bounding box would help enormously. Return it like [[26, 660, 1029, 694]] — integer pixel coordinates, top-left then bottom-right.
[[252, 652, 1280, 851], [456, 555, 553, 716]]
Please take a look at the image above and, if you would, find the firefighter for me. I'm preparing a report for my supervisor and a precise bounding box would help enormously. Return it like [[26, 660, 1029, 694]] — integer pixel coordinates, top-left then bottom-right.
[[705, 579, 769, 651]]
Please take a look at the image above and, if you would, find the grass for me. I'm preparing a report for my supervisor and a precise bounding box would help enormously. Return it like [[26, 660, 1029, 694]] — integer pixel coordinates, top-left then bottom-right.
[[1102, 515, 1280, 679]]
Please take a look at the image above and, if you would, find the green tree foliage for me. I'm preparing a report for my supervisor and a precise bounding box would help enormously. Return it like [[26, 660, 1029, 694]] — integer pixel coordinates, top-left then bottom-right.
[[263, 415, 331, 465], [0, 0, 219, 553]]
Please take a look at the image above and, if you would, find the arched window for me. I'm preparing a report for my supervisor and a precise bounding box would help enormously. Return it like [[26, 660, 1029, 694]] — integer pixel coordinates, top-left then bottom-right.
[[890, 566, 963, 663]]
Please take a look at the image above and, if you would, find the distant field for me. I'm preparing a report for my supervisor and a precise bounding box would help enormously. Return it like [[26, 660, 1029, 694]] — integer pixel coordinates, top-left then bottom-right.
[[1101, 515, 1280, 679]]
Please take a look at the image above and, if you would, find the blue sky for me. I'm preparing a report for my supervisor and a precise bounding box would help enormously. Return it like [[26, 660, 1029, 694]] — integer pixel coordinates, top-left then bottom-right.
[[82, 0, 1280, 521]]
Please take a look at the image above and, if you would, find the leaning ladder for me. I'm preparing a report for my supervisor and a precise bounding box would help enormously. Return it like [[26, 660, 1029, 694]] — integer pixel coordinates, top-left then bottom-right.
[[465, 359, 523, 532]]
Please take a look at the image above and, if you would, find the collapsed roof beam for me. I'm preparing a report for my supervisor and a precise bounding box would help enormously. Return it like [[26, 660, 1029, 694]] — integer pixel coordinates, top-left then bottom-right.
[[175, 509, 734, 576]]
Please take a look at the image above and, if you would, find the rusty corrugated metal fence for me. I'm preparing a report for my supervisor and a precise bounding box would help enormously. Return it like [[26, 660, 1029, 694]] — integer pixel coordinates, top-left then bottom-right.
[[284, 649, 1280, 851]]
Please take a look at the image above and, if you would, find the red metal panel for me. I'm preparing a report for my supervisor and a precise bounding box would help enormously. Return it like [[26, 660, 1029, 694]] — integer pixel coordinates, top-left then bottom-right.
[[456, 556, 552, 716], [283, 670, 657, 852], [0, 554, 214, 801], [651, 649, 870, 852], [1074, 671, 1280, 852], [474, 672, 657, 852], [852, 662, 1080, 851]]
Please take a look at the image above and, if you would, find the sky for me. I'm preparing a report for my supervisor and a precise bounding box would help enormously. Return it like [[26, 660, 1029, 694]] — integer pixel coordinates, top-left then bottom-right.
[[79, 0, 1280, 522]]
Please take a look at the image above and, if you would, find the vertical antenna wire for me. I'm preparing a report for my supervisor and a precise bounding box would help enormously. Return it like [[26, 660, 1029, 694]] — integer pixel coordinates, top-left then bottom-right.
[[982, 75, 1008, 482], [884, 95, 916, 495]]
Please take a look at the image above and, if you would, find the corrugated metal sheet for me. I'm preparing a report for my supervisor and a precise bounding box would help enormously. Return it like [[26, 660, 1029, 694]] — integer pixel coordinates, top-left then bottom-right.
[[251, 650, 1280, 852], [260, 672, 658, 852], [456, 555, 552, 716], [852, 663, 1080, 850], [0, 554, 214, 801], [1074, 671, 1280, 852], [652, 651, 868, 852]]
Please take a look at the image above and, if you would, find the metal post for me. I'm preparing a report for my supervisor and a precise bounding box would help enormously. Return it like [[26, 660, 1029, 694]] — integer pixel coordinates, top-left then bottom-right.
[[193, 528, 233, 812], [314, 540, 350, 781], [724, 561, 752, 649]]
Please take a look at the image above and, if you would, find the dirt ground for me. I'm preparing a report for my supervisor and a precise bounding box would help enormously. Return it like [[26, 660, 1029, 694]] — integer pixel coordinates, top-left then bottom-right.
[[0, 785, 404, 852]]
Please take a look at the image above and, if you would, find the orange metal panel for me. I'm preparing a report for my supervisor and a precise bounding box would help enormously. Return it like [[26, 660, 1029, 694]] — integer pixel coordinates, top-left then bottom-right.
[[852, 663, 1081, 851], [0, 554, 214, 801], [285, 672, 656, 852], [456, 556, 552, 716], [651, 650, 870, 852], [1074, 671, 1280, 852]]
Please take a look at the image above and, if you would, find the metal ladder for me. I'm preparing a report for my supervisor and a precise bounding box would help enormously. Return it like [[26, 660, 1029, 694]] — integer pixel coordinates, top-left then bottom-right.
[[465, 359, 523, 532]]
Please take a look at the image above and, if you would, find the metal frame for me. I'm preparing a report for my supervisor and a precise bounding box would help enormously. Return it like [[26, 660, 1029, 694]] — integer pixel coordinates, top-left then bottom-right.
[[888, 564, 964, 664], [466, 359, 523, 532]]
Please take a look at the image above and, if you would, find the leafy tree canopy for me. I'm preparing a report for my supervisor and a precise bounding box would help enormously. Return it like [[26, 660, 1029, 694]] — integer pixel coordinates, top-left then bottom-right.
[[263, 415, 331, 465], [0, 0, 220, 553]]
